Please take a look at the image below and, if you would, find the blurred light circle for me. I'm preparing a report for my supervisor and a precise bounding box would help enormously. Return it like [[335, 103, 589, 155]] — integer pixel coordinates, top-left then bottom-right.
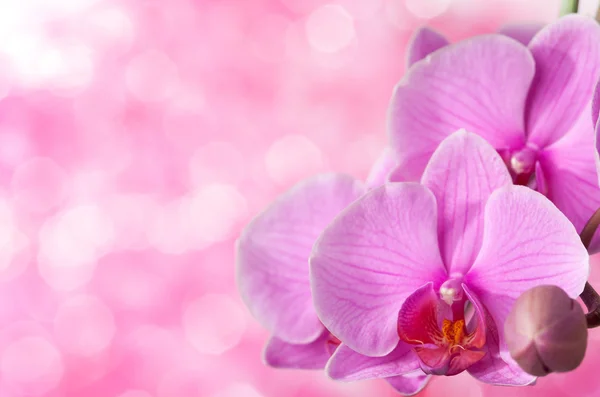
[[189, 142, 245, 186], [147, 199, 191, 255], [182, 294, 246, 355], [95, 257, 166, 310], [118, 390, 153, 397], [279, 0, 323, 14], [126, 50, 179, 102], [46, 0, 102, 14], [405, 0, 452, 19], [188, 184, 247, 245], [54, 295, 116, 357], [124, 325, 185, 386], [305, 4, 355, 53], [157, 369, 202, 397], [60, 205, 114, 250], [106, 194, 158, 250], [0, 59, 10, 101], [11, 157, 68, 214], [0, 199, 16, 248], [212, 383, 265, 397], [87, 6, 134, 49], [265, 134, 324, 185], [335, 0, 383, 19], [0, 131, 31, 168], [1, 337, 64, 396], [38, 255, 96, 292], [69, 169, 109, 201], [285, 20, 312, 61], [251, 13, 289, 62], [38, 205, 113, 291], [0, 231, 31, 282], [162, 97, 208, 150], [47, 43, 95, 96]]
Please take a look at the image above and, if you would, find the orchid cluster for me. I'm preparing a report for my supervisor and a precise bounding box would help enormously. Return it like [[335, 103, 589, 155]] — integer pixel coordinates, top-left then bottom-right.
[[235, 14, 600, 395]]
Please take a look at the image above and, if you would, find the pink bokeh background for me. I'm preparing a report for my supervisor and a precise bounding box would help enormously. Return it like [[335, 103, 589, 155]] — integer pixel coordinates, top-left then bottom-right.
[[0, 0, 600, 396]]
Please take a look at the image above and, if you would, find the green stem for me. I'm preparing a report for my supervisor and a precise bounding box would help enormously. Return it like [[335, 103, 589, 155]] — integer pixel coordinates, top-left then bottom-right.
[[560, 0, 579, 15], [579, 208, 600, 328]]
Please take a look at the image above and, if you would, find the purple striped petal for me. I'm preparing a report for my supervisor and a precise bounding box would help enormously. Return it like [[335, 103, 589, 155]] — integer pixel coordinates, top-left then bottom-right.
[[539, 109, 600, 253], [327, 343, 419, 381], [526, 15, 600, 147], [592, 79, 599, 130], [237, 173, 365, 343], [421, 130, 512, 274], [310, 183, 446, 356]]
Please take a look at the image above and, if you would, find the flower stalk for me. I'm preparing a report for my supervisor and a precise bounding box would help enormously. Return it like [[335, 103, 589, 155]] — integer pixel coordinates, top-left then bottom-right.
[[560, 0, 579, 16], [579, 208, 600, 328]]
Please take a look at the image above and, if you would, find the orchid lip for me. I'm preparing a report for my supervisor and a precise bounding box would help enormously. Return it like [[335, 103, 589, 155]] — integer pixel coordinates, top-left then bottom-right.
[[397, 283, 486, 376]]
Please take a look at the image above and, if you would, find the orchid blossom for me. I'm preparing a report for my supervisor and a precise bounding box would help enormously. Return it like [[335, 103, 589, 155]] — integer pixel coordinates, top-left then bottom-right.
[[236, 150, 434, 394], [310, 130, 589, 389], [388, 15, 600, 252]]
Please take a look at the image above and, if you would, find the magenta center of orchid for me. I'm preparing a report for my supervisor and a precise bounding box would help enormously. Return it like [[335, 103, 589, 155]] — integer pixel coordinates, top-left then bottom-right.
[[502, 144, 540, 187], [397, 281, 486, 376]]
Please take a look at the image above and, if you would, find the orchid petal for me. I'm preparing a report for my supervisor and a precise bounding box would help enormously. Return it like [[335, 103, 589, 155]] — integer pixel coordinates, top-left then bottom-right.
[[464, 286, 536, 386], [406, 27, 449, 67], [327, 343, 420, 381], [236, 173, 365, 343], [366, 147, 399, 188], [385, 372, 432, 396], [597, 113, 600, 158], [263, 333, 331, 370], [463, 285, 486, 351], [310, 183, 445, 356], [389, 35, 534, 179], [467, 185, 589, 362], [497, 23, 543, 45], [593, 79, 599, 129], [421, 130, 512, 274], [446, 350, 487, 376], [540, 109, 600, 253], [397, 283, 446, 346], [414, 346, 451, 375], [526, 15, 600, 147]]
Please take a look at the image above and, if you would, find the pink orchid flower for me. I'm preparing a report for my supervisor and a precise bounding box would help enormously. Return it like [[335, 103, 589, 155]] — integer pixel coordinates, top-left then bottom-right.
[[593, 80, 600, 141], [236, 150, 431, 395], [388, 15, 600, 252], [310, 130, 588, 389]]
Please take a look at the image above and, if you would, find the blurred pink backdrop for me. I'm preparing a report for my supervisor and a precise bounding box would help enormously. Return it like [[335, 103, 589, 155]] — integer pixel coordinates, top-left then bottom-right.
[[0, 0, 599, 396]]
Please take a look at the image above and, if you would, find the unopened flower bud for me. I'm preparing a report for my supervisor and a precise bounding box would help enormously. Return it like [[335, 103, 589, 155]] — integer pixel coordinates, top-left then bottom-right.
[[504, 285, 587, 376]]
